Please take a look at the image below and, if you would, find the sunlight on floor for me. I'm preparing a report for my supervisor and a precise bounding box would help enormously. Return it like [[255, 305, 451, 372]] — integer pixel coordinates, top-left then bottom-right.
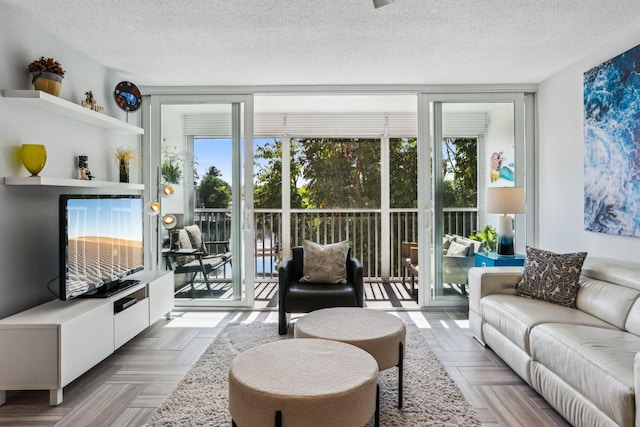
[[407, 311, 432, 328], [162, 310, 233, 328]]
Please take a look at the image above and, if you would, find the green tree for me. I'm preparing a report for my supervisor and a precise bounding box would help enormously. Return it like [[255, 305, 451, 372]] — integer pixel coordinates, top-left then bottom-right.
[[442, 138, 477, 208], [299, 138, 381, 208], [390, 138, 418, 208], [253, 139, 306, 209], [197, 166, 231, 208]]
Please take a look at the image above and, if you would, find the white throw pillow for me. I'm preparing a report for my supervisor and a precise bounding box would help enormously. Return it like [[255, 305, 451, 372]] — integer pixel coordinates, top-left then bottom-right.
[[300, 240, 350, 284], [445, 240, 469, 257]]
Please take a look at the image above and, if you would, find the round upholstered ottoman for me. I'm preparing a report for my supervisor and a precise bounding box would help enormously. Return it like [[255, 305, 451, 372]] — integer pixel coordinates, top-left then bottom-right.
[[294, 307, 406, 407], [228, 338, 378, 427]]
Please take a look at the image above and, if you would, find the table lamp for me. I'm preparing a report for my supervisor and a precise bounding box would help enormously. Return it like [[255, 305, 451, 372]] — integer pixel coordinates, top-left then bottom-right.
[[486, 187, 527, 255]]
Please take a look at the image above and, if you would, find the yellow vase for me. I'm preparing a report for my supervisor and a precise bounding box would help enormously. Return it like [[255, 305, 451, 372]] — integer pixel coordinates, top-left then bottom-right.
[[20, 144, 47, 176]]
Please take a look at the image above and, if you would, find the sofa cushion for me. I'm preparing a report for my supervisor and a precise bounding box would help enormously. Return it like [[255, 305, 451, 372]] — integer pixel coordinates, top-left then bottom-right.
[[577, 276, 640, 330], [481, 294, 616, 354], [300, 240, 350, 284], [445, 240, 469, 257], [454, 236, 482, 255], [531, 323, 639, 427], [516, 246, 587, 308]]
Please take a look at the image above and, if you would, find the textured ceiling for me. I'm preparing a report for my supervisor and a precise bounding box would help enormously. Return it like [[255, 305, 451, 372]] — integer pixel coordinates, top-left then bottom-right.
[[2, 0, 640, 87]]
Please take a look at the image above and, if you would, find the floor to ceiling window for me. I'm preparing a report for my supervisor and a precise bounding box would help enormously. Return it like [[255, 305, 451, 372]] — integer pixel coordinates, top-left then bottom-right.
[[142, 92, 534, 309]]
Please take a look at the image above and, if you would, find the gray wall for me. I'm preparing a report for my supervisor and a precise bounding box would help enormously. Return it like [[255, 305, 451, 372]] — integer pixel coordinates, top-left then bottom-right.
[[0, 5, 140, 317]]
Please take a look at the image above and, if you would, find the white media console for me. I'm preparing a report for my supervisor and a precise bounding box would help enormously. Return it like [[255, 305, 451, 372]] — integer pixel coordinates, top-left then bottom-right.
[[0, 270, 174, 406]]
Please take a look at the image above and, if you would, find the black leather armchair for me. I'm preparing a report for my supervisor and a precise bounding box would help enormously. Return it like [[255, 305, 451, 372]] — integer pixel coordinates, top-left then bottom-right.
[[278, 246, 364, 335]]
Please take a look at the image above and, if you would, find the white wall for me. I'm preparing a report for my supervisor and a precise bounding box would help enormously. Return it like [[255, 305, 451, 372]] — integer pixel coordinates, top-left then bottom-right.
[[538, 29, 640, 259], [0, 5, 138, 317]]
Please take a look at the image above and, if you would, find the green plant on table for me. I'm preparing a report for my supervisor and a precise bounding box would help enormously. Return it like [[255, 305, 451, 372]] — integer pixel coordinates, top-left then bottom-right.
[[469, 224, 497, 253]]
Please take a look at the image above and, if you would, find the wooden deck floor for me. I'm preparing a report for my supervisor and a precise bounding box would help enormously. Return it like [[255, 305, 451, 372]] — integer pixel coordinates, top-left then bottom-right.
[[174, 280, 470, 310], [0, 309, 569, 426]]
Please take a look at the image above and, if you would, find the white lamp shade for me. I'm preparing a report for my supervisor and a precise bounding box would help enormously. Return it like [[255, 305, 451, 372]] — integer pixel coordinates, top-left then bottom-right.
[[486, 187, 527, 214], [144, 201, 161, 216], [160, 184, 174, 198], [162, 214, 177, 229]]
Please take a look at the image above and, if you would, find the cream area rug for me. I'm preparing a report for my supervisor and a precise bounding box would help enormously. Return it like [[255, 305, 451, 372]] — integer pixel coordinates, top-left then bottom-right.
[[147, 318, 483, 426]]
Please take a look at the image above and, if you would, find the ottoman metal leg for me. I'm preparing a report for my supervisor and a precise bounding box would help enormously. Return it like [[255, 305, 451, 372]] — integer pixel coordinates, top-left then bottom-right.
[[375, 384, 380, 427], [398, 341, 404, 408], [275, 410, 282, 427]]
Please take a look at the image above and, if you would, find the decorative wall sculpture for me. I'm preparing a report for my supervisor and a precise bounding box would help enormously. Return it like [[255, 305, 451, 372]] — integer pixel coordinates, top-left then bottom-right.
[[584, 44, 640, 237]]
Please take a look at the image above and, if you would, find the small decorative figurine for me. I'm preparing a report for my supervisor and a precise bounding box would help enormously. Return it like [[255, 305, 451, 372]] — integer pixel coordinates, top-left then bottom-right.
[[78, 155, 94, 180], [81, 91, 104, 113]]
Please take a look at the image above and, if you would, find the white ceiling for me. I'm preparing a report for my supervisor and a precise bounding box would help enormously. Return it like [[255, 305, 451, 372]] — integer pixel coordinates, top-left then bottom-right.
[[2, 0, 640, 88]]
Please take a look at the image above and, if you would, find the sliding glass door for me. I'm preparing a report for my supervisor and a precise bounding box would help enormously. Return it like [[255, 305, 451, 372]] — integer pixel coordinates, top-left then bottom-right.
[[417, 93, 533, 306], [143, 94, 254, 308]]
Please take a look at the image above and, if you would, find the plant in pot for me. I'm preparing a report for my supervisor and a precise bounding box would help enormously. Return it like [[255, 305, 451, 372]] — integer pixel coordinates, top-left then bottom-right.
[[27, 56, 65, 96], [114, 147, 136, 183], [161, 139, 194, 185], [469, 224, 497, 253]]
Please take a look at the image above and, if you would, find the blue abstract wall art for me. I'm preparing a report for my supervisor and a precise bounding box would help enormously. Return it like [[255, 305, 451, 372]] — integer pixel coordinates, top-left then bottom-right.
[[584, 44, 640, 237]]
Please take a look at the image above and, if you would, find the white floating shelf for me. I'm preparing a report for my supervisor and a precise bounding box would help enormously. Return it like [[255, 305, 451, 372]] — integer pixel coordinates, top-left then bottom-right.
[[4, 176, 144, 190], [1, 90, 144, 135]]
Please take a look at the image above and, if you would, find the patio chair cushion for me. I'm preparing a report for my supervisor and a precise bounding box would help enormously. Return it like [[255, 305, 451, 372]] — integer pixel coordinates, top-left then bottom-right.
[[300, 240, 350, 284], [175, 229, 196, 266], [185, 224, 208, 255]]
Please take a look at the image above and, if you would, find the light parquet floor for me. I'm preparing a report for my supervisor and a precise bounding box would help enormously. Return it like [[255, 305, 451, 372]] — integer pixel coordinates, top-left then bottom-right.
[[0, 302, 571, 426]]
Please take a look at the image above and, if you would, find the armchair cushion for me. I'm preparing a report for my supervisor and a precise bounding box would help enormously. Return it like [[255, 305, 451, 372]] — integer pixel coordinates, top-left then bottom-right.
[[300, 240, 350, 284]]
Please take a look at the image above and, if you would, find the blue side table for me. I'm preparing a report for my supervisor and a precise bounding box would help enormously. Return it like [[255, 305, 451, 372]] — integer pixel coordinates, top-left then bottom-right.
[[475, 252, 525, 267]]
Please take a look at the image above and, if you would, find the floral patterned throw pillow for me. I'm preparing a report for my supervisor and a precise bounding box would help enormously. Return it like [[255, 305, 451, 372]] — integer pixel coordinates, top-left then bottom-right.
[[300, 240, 350, 284], [516, 246, 587, 308]]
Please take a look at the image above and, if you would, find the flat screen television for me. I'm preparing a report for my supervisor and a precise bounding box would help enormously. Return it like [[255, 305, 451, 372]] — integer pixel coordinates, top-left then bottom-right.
[[59, 194, 144, 300]]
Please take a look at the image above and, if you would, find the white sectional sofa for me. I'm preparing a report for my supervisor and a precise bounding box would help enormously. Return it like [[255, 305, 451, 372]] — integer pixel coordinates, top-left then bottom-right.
[[469, 257, 640, 427]]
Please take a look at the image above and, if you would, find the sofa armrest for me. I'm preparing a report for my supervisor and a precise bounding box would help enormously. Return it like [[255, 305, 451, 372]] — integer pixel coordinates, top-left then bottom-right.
[[468, 266, 523, 344], [468, 267, 523, 315]]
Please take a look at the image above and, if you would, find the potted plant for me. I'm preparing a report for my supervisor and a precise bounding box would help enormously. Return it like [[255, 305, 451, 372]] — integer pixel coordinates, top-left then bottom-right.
[[161, 139, 194, 185], [114, 147, 136, 183], [469, 224, 497, 253], [27, 56, 65, 96]]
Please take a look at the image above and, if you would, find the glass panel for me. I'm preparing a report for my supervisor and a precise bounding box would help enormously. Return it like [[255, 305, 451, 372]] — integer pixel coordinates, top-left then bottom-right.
[[433, 102, 515, 301], [294, 138, 381, 210], [159, 102, 245, 304], [389, 137, 418, 280], [287, 137, 382, 279], [253, 138, 282, 286]]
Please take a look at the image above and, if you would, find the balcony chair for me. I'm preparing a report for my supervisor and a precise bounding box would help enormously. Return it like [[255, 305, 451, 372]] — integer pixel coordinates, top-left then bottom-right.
[[163, 225, 232, 298], [278, 241, 364, 335]]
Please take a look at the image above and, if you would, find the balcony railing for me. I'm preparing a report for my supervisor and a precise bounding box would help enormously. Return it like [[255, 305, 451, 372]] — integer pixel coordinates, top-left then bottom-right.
[[194, 207, 479, 281]]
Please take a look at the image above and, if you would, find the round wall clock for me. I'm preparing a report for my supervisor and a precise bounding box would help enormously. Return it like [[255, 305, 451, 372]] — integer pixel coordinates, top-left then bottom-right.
[[113, 81, 142, 112]]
